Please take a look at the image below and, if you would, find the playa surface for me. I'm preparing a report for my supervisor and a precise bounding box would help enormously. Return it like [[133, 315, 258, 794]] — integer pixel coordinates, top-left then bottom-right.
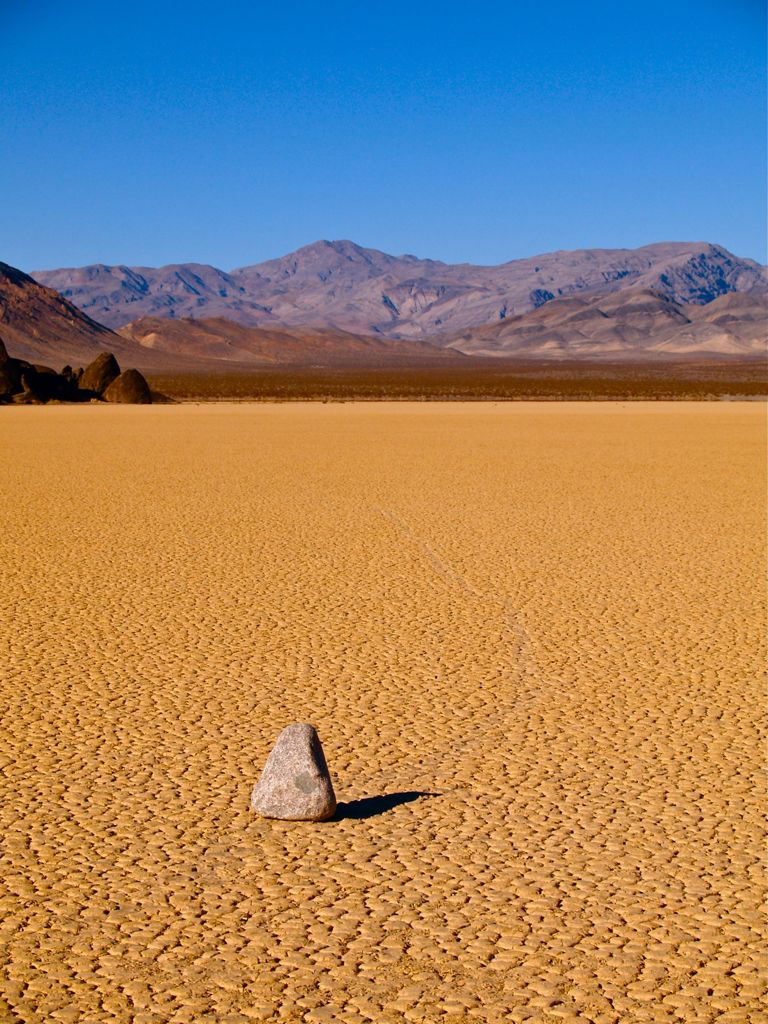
[[1, 403, 765, 1024]]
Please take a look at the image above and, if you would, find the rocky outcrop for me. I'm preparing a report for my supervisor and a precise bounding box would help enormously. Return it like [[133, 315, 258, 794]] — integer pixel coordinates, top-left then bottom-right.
[[79, 352, 120, 395], [103, 368, 151, 404], [251, 723, 337, 821], [0, 340, 153, 404], [1, 349, 82, 403], [0, 339, 21, 398], [21, 365, 77, 402]]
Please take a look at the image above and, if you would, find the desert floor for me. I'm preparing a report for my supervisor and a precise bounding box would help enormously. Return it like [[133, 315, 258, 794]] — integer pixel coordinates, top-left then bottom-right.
[[0, 403, 765, 1024]]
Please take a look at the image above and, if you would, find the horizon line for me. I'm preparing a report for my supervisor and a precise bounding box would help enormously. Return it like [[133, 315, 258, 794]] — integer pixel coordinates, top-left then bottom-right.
[[27, 237, 766, 275]]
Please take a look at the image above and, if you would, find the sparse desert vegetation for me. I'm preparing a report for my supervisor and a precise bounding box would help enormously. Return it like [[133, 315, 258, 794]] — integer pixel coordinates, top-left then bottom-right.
[[147, 359, 768, 402]]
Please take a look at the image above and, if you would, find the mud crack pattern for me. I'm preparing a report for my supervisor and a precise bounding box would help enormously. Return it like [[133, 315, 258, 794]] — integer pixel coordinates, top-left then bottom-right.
[[0, 403, 765, 1024]]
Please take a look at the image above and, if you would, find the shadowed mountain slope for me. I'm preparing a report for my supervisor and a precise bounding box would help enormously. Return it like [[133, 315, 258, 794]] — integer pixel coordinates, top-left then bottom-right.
[[34, 240, 768, 338], [0, 261, 127, 365]]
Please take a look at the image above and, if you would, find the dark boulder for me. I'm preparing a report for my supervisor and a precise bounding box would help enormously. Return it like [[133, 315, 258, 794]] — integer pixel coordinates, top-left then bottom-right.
[[0, 354, 19, 398], [0, 344, 149, 405], [103, 369, 152, 404], [12, 390, 43, 405], [30, 364, 81, 401], [0, 338, 17, 399], [21, 366, 57, 402], [1, 358, 86, 403], [79, 352, 120, 395], [1, 358, 28, 397], [60, 365, 85, 395]]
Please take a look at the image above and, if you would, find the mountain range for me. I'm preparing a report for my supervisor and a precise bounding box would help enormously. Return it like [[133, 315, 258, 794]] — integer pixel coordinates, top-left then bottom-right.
[[33, 240, 767, 341], [0, 262, 461, 369], [443, 288, 767, 359], [1, 240, 764, 369]]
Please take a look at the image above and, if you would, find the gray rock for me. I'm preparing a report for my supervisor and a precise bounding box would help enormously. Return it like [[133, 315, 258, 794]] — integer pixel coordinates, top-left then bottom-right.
[[251, 723, 337, 821]]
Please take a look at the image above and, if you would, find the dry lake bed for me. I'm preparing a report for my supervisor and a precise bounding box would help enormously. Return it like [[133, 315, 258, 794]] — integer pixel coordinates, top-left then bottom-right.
[[1, 403, 765, 1023]]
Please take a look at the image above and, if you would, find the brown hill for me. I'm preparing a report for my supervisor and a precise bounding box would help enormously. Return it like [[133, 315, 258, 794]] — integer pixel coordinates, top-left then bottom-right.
[[34, 240, 768, 337], [442, 288, 767, 360], [0, 260, 126, 366], [118, 317, 462, 366]]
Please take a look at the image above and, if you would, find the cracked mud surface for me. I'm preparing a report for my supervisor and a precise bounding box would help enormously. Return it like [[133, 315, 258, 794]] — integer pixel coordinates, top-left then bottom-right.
[[1, 403, 765, 1023]]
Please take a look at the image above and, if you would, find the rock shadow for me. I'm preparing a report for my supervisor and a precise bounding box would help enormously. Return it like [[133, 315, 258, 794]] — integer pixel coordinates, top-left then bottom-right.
[[331, 791, 440, 820]]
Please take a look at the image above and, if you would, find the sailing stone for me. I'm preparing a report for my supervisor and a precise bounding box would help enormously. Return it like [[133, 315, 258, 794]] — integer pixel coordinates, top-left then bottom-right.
[[251, 723, 337, 821]]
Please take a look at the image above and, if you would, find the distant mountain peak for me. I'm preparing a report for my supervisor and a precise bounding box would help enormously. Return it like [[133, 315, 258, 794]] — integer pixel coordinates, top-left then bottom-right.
[[4, 248, 765, 370], [31, 240, 767, 337]]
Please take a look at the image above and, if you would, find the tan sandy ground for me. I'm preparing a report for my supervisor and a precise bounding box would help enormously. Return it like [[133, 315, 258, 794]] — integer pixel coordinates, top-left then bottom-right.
[[0, 403, 765, 1024]]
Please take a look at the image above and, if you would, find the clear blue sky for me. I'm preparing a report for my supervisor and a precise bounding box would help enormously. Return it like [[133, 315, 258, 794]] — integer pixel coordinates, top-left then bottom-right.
[[2, 0, 766, 271]]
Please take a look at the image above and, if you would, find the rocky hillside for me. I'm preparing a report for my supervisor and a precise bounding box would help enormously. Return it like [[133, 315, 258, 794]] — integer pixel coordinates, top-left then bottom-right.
[[0, 260, 125, 365], [34, 240, 768, 339], [442, 288, 767, 359], [118, 317, 462, 366]]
